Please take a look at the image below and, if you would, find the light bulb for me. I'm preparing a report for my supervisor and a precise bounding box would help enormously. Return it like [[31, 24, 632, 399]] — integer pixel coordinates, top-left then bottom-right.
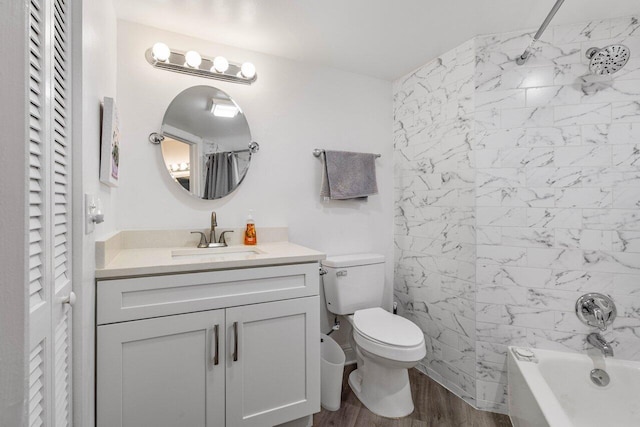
[[240, 62, 256, 79], [152, 42, 171, 62], [185, 51, 202, 68], [212, 56, 229, 73], [180, 162, 188, 171]]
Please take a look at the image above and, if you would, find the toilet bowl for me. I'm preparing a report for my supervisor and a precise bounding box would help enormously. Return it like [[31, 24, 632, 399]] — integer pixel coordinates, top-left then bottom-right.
[[346, 308, 426, 418], [321, 254, 426, 418]]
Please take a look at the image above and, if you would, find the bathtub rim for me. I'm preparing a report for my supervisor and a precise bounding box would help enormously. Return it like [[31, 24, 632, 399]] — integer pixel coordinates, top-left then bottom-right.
[[507, 346, 574, 427]]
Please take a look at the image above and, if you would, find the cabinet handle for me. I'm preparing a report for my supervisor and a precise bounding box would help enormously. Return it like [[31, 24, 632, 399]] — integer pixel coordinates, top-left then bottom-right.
[[232, 321, 239, 362], [212, 324, 220, 366]]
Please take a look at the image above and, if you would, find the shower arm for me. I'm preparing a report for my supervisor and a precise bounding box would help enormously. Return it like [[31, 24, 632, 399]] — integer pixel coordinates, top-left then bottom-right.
[[516, 0, 566, 65]]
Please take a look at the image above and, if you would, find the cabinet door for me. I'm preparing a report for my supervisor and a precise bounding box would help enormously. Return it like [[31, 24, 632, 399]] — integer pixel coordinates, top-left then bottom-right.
[[226, 297, 320, 427], [97, 310, 226, 427]]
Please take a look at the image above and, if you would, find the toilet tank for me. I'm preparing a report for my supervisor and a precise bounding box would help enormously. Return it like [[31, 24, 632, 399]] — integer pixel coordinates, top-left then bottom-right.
[[321, 253, 385, 315]]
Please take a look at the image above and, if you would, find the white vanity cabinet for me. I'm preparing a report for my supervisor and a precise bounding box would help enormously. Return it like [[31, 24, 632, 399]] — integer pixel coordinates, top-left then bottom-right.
[[96, 263, 320, 427], [97, 309, 226, 427]]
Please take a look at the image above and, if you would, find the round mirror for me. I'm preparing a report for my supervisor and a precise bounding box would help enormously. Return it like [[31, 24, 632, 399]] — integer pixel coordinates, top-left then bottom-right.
[[159, 85, 256, 199]]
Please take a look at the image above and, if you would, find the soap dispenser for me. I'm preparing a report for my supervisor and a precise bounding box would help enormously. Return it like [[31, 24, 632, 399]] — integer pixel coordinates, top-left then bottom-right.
[[244, 210, 257, 245]]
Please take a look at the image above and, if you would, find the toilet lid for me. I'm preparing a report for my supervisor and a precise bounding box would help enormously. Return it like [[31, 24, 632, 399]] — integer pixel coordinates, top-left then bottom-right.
[[353, 308, 424, 347]]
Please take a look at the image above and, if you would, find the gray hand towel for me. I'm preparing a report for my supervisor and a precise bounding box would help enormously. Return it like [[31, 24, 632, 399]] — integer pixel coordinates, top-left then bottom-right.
[[320, 150, 379, 200]]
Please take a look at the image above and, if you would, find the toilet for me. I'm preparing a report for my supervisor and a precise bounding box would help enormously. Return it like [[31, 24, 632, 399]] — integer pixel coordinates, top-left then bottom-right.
[[321, 253, 426, 418]]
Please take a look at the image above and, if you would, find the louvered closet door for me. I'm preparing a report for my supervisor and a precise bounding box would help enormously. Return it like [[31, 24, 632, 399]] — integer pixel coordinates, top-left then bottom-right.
[[27, 0, 73, 426]]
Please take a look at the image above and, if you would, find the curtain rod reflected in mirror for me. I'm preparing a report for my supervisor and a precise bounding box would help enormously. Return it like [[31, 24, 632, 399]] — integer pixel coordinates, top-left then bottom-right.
[[149, 133, 259, 155]]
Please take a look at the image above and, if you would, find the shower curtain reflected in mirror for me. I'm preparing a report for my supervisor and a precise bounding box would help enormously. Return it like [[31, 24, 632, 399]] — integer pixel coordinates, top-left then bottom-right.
[[203, 152, 240, 199]]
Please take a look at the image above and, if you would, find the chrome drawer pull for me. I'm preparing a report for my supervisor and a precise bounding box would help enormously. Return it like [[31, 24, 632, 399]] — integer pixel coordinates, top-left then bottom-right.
[[212, 324, 220, 366], [232, 322, 239, 362]]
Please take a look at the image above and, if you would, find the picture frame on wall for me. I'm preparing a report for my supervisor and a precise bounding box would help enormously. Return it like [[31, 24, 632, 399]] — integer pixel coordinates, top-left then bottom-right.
[[100, 97, 120, 187]]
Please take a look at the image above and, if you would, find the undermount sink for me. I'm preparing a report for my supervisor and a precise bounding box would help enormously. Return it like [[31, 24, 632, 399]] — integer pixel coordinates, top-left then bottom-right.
[[171, 246, 263, 261]]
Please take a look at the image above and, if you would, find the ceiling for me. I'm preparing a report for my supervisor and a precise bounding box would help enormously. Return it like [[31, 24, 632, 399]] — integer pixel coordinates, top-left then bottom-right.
[[114, 0, 639, 81]]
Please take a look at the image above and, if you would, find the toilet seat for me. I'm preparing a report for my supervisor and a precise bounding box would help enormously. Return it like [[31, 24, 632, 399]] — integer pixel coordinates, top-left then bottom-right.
[[350, 308, 426, 363]]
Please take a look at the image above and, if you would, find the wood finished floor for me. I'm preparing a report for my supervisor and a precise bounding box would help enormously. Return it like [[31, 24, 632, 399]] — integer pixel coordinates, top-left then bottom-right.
[[313, 365, 512, 427]]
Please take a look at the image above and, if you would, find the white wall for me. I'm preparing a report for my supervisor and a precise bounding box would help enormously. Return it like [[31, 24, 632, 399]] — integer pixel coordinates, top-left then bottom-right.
[[115, 21, 395, 325], [73, 0, 118, 425]]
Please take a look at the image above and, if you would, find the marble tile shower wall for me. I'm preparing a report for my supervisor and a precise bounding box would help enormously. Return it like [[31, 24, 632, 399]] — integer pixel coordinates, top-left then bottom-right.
[[393, 39, 477, 404], [474, 15, 640, 412], [394, 15, 640, 414]]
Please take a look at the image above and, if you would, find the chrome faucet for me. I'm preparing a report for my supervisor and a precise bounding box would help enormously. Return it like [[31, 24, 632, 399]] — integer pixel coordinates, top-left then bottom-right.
[[191, 231, 209, 248], [218, 230, 234, 245], [190, 211, 234, 248], [210, 211, 217, 245], [575, 293, 616, 331], [585, 300, 607, 330], [587, 333, 614, 358]]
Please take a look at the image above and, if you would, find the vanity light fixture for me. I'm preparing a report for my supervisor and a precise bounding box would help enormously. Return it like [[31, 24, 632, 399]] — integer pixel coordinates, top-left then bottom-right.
[[145, 44, 257, 85], [169, 162, 190, 172]]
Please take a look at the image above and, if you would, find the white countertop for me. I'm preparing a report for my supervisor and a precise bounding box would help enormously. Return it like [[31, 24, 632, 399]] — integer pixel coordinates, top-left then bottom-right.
[[95, 229, 325, 279]]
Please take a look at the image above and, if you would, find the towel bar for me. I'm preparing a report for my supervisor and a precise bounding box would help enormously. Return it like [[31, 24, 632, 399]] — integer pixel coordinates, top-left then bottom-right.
[[312, 148, 381, 158]]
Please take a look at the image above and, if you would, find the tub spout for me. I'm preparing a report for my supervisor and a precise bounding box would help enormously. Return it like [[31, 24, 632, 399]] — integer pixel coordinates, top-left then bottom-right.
[[587, 333, 613, 358]]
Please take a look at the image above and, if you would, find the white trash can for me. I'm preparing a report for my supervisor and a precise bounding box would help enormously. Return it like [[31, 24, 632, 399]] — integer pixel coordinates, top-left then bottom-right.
[[320, 333, 346, 411]]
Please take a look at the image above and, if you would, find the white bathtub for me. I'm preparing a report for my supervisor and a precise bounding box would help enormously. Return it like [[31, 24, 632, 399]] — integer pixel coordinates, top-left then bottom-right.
[[507, 346, 640, 427]]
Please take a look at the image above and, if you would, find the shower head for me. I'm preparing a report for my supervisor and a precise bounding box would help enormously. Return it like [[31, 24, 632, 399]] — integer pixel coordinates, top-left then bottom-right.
[[586, 44, 630, 75]]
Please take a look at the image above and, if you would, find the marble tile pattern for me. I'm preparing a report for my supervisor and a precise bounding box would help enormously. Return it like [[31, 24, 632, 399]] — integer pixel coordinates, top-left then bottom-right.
[[395, 15, 640, 414], [473, 15, 640, 413], [393, 39, 477, 405]]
